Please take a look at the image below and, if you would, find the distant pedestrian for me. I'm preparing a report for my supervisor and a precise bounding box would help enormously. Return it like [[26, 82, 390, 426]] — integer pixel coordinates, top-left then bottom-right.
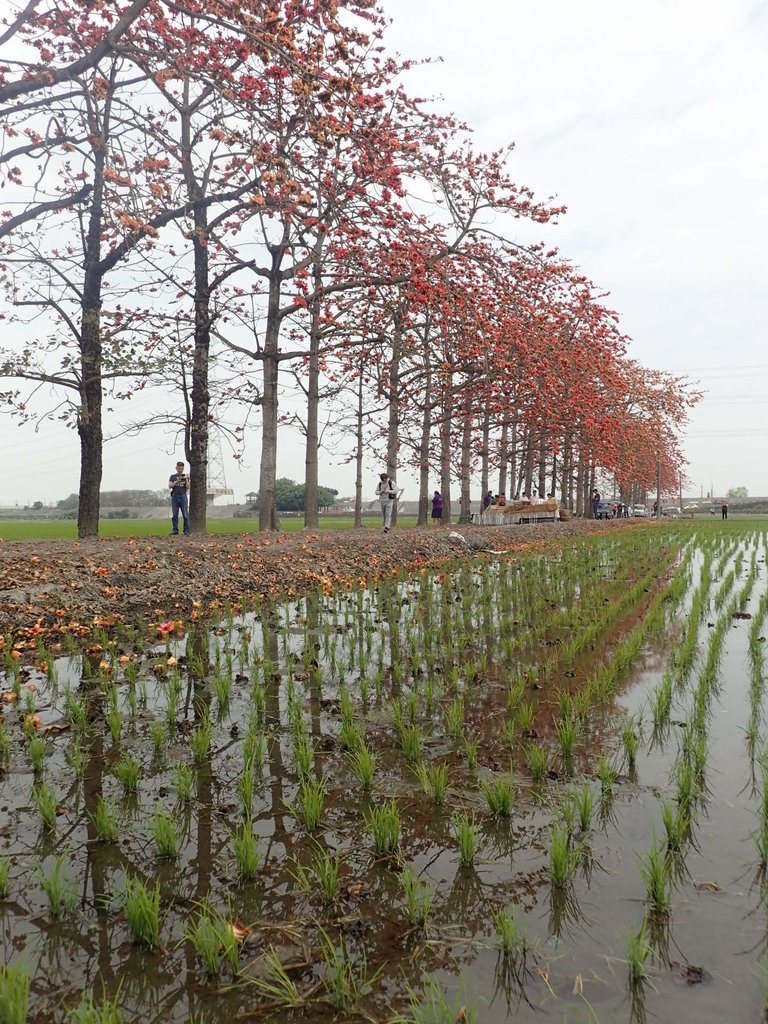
[[592, 489, 601, 518], [431, 490, 443, 525], [376, 472, 397, 532], [169, 461, 190, 535], [482, 490, 493, 512], [721, 500, 728, 520]]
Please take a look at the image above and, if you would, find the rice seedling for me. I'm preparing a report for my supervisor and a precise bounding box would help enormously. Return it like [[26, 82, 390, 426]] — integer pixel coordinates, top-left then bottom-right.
[[493, 906, 526, 957], [105, 688, 122, 745], [67, 742, 86, 781], [346, 743, 376, 792], [463, 733, 478, 770], [231, 822, 262, 881], [113, 755, 141, 794], [480, 775, 515, 818], [627, 921, 653, 987], [28, 735, 47, 775], [123, 876, 162, 949], [37, 856, 79, 917], [66, 987, 124, 1024], [638, 842, 672, 912], [33, 780, 58, 831], [0, 856, 9, 899], [548, 825, 579, 888], [597, 755, 617, 792], [213, 671, 231, 715], [524, 742, 551, 781], [397, 975, 477, 1024], [248, 946, 302, 1006], [189, 712, 213, 761], [621, 717, 641, 772], [573, 783, 596, 833], [0, 960, 31, 1024], [237, 766, 256, 816], [414, 761, 449, 805], [310, 847, 341, 904], [515, 699, 536, 735], [185, 901, 238, 978], [399, 724, 424, 762], [452, 812, 478, 868], [675, 760, 698, 817], [89, 796, 120, 843], [151, 807, 180, 859], [555, 716, 579, 762], [338, 718, 364, 752], [400, 866, 432, 929], [149, 720, 167, 756], [289, 776, 325, 832], [364, 799, 401, 855], [171, 763, 194, 803], [318, 927, 380, 1012], [0, 721, 10, 768], [444, 695, 464, 739], [661, 799, 688, 853]]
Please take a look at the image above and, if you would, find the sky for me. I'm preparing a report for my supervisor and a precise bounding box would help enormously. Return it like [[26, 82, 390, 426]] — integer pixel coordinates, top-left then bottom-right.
[[3, 0, 767, 506]]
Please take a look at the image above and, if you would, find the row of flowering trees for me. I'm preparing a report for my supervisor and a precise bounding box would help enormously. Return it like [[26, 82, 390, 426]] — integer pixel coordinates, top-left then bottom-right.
[[0, 0, 698, 535]]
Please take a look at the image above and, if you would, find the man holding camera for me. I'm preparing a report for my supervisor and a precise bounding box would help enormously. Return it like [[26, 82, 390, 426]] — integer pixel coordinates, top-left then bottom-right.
[[168, 461, 190, 535]]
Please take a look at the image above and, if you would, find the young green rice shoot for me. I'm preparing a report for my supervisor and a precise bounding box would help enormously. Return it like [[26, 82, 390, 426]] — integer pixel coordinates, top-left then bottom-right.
[[493, 906, 526, 957], [480, 775, 515, 818], [171, 763, 194, 803], [524, 742, 551, 782], [37, 856, 79, 917], [400, 866, 432, 929], [415, 761, 449, 805], [151, 807, 180, 859], [89, 796, 120, 843], [638, 841, 672, 912], [452, 812, 478, 869], [248, 946, 302, 1006], [364, 799, 401, 855], [0, 960, 31, 1024], [290, 776, 325, 832], [123, 877, 162, 949], [0, 856, 9, 899], [549, 825, 579, 888], [113, 755, 141, 794], [33, 781, 58, 831], [627, 920, 653, 987], [66, 986, 124, 1024], [231, 822, 262, 881], [346, 743, 376, 792]]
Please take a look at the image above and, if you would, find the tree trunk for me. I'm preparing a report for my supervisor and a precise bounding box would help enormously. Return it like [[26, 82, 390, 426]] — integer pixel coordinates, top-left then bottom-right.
[[258, 250, 283, 532], [303, 263, 322, 529], [354, 365, 364, 528], [497, 417, 509, 498], [459, 388, 473, 521], [537, 427, 547, 498], [385, 308, 403, 526], [76, 85, 110, 539], [440, 382, 453, 524], [417, 333, 432, 527], [480, 404, 490, 503]]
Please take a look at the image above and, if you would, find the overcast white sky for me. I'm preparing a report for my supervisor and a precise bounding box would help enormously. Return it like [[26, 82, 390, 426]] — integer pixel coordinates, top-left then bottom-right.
[[3, 0, 766, 506]]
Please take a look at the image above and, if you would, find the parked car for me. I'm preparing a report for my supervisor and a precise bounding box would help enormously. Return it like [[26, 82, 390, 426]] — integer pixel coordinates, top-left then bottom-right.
[[662, 506, 681, 517], [632, 504, 647, 517], [595, 501, 614, 519]]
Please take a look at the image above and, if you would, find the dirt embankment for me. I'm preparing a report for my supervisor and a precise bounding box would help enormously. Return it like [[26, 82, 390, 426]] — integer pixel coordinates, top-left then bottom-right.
[[0, 518, 636, 651]]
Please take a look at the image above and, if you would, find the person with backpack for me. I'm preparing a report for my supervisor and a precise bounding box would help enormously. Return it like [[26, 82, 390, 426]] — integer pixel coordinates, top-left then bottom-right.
[[376, 472, 398, 532]]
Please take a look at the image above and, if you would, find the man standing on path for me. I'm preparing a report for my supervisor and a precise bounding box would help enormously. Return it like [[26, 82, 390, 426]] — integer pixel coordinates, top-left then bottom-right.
[[721, 500, 728, 520], [376, 472, 397, 533], [169, 461, 190, 535]]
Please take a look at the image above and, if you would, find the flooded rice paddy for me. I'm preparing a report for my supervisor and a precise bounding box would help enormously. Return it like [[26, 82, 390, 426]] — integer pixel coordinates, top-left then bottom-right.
[[2, 520, 768, 1023]]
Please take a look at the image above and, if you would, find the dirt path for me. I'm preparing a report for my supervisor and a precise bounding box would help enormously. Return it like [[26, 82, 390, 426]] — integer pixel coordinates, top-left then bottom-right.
[[0, 518, 637, 652]]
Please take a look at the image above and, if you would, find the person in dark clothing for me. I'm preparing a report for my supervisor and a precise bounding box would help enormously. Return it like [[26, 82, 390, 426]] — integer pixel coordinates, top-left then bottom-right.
[[169, 461, 190, 535], [431, 490, 443, 525], [482, 490, 493, 512], [721, 500, 728, 520]]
